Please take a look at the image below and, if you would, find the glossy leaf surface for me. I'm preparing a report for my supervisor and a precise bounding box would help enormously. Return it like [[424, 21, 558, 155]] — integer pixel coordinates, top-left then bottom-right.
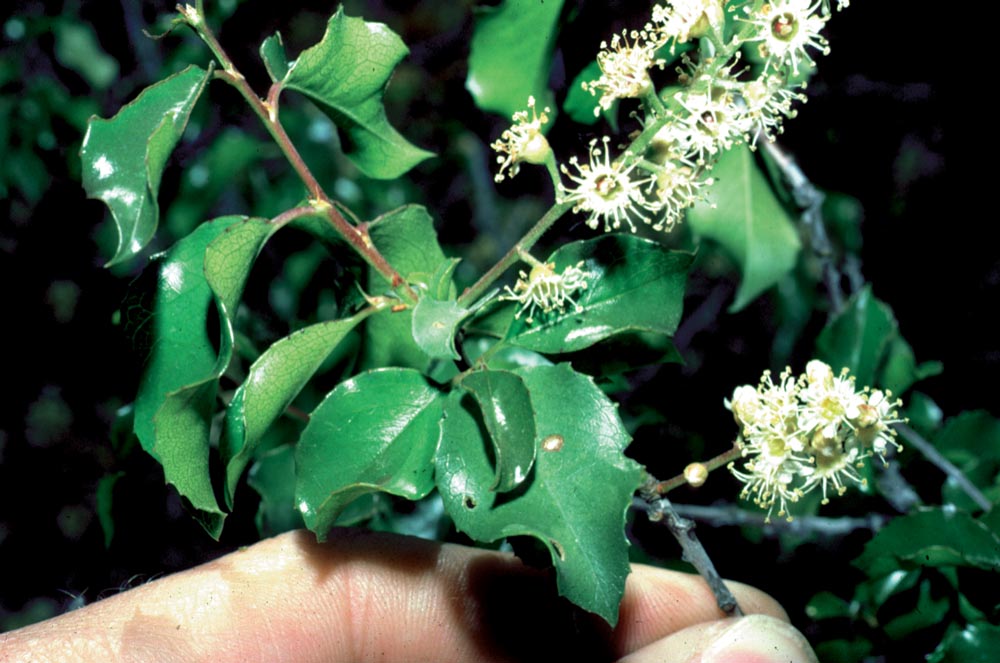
[[222, 311, 371, 505], [411, 297, 470, 360], [855, 508, 1000, 577], [296, 369, 443, 539], [689, 145, 801, 311], [510, 235, 692, 354], [466, 0, 562, 119], [362, 205, 449, 371], [81, 66, 209, 265], [436, 363, 642, 624], [132, 217, 251, 537], [460, 369, 537, 492], [816, 286, 895, 387], [279, 8, 433, 179]]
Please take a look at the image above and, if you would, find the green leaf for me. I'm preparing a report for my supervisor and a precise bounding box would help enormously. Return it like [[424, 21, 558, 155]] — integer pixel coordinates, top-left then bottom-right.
[[466, 0, 563, 119], [436, 363, 643, 624], [95, 471, 124, 549], [929, 621, 1000, 663], [510, 234, 692, 354], [934, 411, 1000, 511], [260, 32, 290, 82], [880, 334, 943, 396], [204, 217, 278, 313], [281, 7, 433, 179], [883, 578, 950, 639], [460, 370, 537, 492], [54, 22, 119, 90], [361, 205, 449, 371], [248, 445, 304, 537], [81, 66, 210, 265], [132, 217, 251, 537], [854, 507, 1000, 578], [222, 311, 372, 506], [411, 297, 471, 360], [815, 286, 896, 387], [295, 368, 444, 539], [688, 145, 801, 311]]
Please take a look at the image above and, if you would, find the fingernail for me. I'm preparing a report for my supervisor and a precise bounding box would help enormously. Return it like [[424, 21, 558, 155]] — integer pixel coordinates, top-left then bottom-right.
[[701, 614, 818, 663]]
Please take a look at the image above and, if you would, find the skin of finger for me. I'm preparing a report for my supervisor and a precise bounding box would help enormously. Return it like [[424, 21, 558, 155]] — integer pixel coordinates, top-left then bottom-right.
[[1, 529, 789, 663], [617, 614, 819, 663]]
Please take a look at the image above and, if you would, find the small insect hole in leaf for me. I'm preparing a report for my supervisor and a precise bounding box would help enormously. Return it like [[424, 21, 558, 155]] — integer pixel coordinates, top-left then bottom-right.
[[463, 495, 477, 509], [550, 539, 566, 560]]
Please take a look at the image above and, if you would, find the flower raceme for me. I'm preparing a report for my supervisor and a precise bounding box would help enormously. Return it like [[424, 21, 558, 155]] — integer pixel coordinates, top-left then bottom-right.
[[726, 360, 904, 521], [489, 0, 842, 233]]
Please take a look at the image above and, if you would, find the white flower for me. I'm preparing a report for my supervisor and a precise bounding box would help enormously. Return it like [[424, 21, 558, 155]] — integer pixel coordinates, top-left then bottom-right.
[[652, 161, 713, 231], [739, 75, 806, 145], [584, 29, 665, 115], [559, 136, 660, 232], [727, 362, 905, 519], [501, 260, 590, 324], [852, 389, 903, 463], [742, 0, 830, 75], [660, 83, 753, 164], [491, 96, 552, 183], [650, 0, 724, 47]]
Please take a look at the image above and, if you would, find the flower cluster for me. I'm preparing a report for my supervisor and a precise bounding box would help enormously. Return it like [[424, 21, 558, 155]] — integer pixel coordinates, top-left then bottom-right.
[[501, 260, 590, 324], [726, 360, 903, 521], [488, 0, 840, 234]]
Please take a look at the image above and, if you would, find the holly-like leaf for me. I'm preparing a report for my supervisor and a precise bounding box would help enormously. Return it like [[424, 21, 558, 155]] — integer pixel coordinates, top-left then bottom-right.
[[260, 32, 290, 82], [688, 145, 801, 311], [361, 205, 450, 371], [815, 286, 896, 387], [436, 363, 642, 624], [81, 66, 210, 265], [411, 297, 471, 360], [221, 311, 372, 506], [855, 507, 1000, 578], [460, 369, 537, 492], [929, 621, 1000, 663], [278, 8, 433, 179], [467, 0, 563, 119], [132, 217, 254, 537], [295, 368, 444, 539], [510, 234, 692, 354]]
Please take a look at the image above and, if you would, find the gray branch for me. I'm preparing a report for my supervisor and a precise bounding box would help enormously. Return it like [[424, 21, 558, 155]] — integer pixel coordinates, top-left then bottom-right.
[[895, 423, 993, 512], [641, 497, 744, 618], [760, 139, 848, 316], [659, 501, 890, 535]]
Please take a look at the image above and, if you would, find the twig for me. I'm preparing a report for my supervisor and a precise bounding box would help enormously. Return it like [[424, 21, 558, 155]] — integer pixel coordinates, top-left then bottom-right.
[[643, 497, 744, 618], [639, 500, 890, 536], [895, 423, 993, 512], [875, 463, 922, 514], [760, 139, 846, 316]]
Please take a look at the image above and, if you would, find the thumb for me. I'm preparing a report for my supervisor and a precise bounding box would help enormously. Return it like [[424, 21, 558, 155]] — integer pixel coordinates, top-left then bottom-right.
[[619, 613, 819, 663]]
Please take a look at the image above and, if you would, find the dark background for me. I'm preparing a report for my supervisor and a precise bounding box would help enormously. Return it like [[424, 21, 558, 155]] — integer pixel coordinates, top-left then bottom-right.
[[0, 0, 983, 657]]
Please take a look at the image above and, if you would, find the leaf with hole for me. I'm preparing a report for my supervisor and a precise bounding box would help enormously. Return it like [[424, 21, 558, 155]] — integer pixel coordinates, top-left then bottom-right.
[[436, 363, 642, 624]]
